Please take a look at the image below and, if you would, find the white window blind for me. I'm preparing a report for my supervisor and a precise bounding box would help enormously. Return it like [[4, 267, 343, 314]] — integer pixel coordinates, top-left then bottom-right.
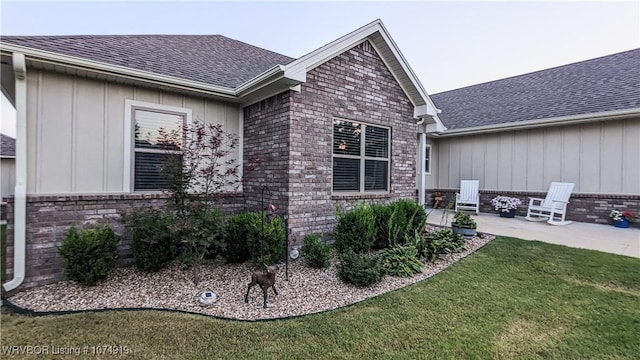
[[134, 110, 184, 191], [332, 119, 389, 192]]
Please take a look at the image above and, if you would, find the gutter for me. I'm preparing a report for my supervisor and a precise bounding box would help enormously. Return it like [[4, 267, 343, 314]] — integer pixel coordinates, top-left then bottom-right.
[[431, 108, 640, 137], [0, 43, 296, 102], [3, 52, 26, 292], [234, 64, 288, 95], [0, 43, 236, 98]]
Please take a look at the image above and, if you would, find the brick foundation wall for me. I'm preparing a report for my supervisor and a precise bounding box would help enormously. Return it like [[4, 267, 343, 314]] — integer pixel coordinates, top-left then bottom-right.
[[3, 193, 244, 290], [287, 40, 417, 239], [426, 189, 640, 227]]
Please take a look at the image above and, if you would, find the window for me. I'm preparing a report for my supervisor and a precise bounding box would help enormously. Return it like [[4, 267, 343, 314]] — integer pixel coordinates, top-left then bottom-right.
[[124, 100, 192, 192], [425, 144, 431, 175], [332, 119, 390, 192]]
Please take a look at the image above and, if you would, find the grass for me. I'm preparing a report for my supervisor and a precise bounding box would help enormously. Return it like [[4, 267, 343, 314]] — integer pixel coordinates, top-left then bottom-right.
[[2, 236, 639, 359]]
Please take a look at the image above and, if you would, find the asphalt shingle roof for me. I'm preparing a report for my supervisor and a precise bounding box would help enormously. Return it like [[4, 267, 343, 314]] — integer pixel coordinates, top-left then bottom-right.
[[0, 35, 295, 89], [1, 134, 16, 157], [431, 49, 640, 130]]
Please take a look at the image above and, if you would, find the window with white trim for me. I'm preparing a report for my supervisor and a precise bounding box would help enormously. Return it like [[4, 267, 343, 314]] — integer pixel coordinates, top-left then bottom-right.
[[125, 100, 191, 192], [332, 119, 390, 192], [425, 144, 432, 175]]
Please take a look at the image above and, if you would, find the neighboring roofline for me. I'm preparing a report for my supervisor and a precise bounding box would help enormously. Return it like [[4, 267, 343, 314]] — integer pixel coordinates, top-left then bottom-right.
[[283, 19, 443, 125], [429, 108, 640, 137]]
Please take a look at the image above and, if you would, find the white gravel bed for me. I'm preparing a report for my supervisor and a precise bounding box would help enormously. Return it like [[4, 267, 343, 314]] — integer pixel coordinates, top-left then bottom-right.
[[8, 233, 494, 321]]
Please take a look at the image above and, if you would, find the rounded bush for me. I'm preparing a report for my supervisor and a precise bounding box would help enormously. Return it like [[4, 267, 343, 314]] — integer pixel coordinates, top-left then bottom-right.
[[123, 208, 177, 272], [58, 225, 119, 286], [301, 234, 332, 268], [222, 212, 256, 263], [338, 251, 384, 287], [334, 204, 376, 254]]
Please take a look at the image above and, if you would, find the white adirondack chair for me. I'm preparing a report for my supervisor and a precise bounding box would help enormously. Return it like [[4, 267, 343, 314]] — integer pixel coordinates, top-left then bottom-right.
[[526, 182, 575, 225], [455, 180, 480, 214]]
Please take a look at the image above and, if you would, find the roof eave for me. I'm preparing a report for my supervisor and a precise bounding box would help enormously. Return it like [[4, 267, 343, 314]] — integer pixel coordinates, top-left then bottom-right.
[[0, 42, 239, 99], [430, 108, 640, 137]]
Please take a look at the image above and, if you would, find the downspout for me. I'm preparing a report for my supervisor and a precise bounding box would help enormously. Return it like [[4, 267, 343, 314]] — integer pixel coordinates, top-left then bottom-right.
[[3, 52, 27, 292], [418, 132, 426, 207]]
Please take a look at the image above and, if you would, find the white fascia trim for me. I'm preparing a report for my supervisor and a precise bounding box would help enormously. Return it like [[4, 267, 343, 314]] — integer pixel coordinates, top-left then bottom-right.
[[0, 43, 236, 96], [283, 19, 443, 126], [123, 100, 193, 193], [235, 65, 287, 94], [373, 22, 441, 118], [283, 20, 383, 80], [432, 108, 640, 137]]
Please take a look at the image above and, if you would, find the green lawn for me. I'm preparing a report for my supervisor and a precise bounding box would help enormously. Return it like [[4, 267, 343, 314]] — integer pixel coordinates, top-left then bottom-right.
[[2, 237, 639, 359]]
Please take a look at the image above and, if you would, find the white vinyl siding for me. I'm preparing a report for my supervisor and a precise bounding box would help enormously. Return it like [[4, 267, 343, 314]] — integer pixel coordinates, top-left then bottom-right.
[[332, 118, 390, 193], [24, 70, 241, 194], [431, 118, 640, 194]]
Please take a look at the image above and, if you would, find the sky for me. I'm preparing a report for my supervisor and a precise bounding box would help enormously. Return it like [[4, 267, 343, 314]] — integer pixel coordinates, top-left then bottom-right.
[[1, 0, 639, 137]]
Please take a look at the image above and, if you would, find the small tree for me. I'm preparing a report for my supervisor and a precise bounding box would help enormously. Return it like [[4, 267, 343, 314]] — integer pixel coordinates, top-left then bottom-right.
[[159, 119, 242, 285]]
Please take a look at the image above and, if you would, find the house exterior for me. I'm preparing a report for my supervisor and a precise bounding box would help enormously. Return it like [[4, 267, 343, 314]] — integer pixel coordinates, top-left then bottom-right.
[[2, 18, 637, 292], [0, 20, 442, 290], [423, 49, 640, 224]]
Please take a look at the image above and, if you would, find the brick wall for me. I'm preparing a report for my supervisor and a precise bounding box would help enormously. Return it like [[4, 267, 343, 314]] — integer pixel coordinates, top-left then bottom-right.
[[243, 92, 292, 215], [426, 189, 640, 227], [3, 193, 244, 290], [286, 40, 417, 239]]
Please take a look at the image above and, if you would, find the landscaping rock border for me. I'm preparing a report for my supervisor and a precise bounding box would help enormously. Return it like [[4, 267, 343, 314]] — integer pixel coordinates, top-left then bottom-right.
[[6, 232, 494, 321]]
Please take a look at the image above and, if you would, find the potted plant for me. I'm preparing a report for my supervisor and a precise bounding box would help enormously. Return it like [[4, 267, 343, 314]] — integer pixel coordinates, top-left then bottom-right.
[[609, 210, 634, 228], [490, 195, 522, 218], [451, 210, 477, 238]]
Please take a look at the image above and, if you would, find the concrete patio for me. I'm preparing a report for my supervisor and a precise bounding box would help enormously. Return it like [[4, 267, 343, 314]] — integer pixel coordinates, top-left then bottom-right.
[[426, 209, 640, 258]]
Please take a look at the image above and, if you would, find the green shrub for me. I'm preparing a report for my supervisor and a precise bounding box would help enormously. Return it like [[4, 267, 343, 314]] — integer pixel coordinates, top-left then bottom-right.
[[246, 212, 286, 266], [371, 200, 427, 249], [58, 225, 119, 286], [371, 203, 393, 249], [422, 228, 467, 262], [387, 199, 427, 246], [222, 212, 256, 263], [380, 244, 423, 278], [338, 251, 384, 287], [301, 234, 332, 268], [178, 207, 225, 266], [122, 208, 177, 272], [334, 204, 376, 254]]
